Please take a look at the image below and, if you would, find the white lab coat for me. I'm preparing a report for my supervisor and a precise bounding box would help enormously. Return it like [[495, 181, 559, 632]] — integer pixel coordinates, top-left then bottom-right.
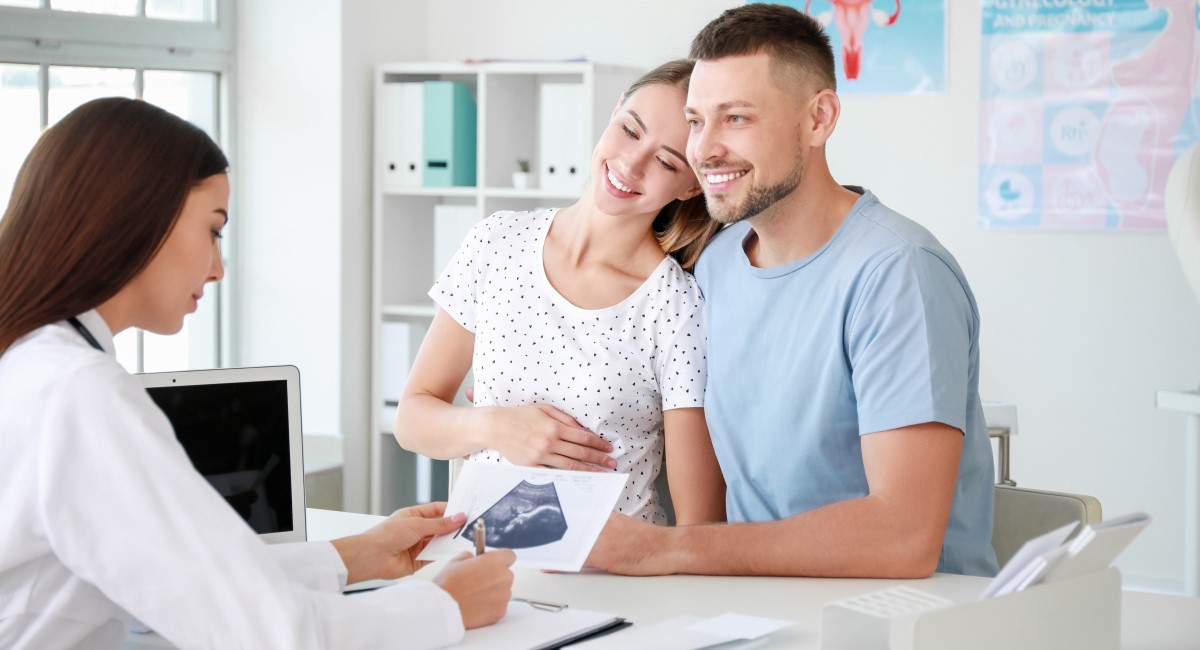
[[0, 311, 464, 649]]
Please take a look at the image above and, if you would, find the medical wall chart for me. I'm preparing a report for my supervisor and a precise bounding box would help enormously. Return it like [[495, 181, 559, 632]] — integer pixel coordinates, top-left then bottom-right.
[[754, 0, 947, 94], [979, 0, 1200, 231]]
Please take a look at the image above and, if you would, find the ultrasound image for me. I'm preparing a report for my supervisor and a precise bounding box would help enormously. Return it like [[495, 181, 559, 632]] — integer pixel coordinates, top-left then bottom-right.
[[462, 480, 568, 549]]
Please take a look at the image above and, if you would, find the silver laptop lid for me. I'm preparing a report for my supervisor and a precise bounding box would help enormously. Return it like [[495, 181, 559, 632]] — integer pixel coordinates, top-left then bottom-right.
[[138, 365, 306, 543]]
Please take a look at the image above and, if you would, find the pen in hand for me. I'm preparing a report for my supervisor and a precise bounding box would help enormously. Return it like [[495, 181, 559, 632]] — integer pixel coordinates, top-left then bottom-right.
[[474, 519, 486, 556]]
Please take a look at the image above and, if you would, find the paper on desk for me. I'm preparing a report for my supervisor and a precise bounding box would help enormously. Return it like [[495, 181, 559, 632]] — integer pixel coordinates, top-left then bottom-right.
[[572, 613, 792, 649], [1042, 511, 1151, 583], [684, 613, 793, 640], [980, 520, 1076, 599], [417, 462, 628, 571]]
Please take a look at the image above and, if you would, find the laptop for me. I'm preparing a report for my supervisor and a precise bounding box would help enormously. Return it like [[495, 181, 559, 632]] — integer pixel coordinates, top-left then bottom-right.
[[138, 365, 307, 543]]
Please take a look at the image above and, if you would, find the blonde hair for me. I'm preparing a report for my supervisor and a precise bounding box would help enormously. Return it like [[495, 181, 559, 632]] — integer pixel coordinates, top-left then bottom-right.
[[627, 59, 720, 272]]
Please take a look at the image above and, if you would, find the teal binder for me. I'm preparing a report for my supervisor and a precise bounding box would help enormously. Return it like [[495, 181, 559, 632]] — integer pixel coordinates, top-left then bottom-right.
[[423, 81, 477, 187]]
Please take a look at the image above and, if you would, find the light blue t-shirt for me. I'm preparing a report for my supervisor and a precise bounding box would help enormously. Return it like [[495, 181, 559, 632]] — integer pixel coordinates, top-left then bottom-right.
[[693, 189, 998, 577]]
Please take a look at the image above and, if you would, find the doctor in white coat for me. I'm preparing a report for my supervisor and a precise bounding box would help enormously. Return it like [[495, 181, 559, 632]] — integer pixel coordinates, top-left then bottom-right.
[[0, 97, 516, 649]]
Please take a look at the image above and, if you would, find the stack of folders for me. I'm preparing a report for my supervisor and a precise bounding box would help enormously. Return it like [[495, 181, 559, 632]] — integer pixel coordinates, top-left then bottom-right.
[[981, 511, 1151, 599]]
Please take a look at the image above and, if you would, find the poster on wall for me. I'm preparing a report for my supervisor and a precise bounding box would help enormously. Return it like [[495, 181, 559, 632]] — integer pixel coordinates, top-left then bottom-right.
[[752, 1, 947, 94], [979, 0, 1200, 231]]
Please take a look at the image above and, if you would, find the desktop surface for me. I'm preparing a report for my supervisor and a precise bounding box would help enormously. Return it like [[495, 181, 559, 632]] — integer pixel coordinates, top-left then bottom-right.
[[125, 509, 1200, 649]]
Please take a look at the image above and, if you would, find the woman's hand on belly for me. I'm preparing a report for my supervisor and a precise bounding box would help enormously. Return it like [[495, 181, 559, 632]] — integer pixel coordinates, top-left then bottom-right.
[[484, 404, 619, 471]]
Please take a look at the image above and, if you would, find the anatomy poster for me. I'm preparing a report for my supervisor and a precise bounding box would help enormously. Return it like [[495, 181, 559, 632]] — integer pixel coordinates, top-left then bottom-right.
[[979, 0, 1200, 231], [754, 1, 947, 93], [417, 462, 627, 571]]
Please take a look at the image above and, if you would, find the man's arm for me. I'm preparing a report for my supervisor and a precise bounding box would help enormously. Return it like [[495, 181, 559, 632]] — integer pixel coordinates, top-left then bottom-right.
[[588, 421, 962, 578]]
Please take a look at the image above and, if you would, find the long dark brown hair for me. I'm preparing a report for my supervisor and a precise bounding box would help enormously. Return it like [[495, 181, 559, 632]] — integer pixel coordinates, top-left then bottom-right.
[[627, 59, 721, 272], [0, 97, 228, 355]]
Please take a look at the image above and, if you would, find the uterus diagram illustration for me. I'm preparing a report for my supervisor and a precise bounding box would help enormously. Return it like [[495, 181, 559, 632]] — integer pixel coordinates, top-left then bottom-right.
[[806, 0, 901, 79], [1094, 0, 1196, 218], [461, 480, 568, 549]]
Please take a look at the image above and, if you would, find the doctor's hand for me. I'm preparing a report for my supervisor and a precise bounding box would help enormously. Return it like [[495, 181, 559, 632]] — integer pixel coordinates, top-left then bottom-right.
[[331, 502, 465, 584], [483, 404, 617, 472], [434, 550, 516, 629]]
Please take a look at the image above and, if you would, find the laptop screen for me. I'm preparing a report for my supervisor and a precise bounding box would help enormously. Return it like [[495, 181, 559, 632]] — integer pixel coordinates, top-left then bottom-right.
[[146, 378, 296, 536]]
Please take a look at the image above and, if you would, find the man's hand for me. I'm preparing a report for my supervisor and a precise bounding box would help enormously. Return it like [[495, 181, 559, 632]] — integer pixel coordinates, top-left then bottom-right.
[[433, 550, 517, 629], [331, 502, 464, 584], [586, 512, 679, 576]]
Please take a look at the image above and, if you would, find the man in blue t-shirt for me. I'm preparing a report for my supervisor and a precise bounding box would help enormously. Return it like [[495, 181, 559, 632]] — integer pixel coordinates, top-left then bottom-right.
[[588, 4, 999, 578]]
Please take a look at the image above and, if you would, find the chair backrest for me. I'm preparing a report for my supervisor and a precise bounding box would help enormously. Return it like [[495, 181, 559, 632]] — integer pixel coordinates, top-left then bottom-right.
[[992, 485, 1103, 568]]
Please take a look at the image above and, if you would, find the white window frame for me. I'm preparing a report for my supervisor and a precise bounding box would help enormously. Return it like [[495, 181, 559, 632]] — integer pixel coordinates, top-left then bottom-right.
[[0, 1, 233, 55], [0, 0, 237, 371]]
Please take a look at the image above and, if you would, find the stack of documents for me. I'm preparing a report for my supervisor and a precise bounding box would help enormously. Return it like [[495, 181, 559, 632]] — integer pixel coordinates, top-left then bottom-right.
[[982, 511, 1150, 599], [1042, 511, 1151, 581]]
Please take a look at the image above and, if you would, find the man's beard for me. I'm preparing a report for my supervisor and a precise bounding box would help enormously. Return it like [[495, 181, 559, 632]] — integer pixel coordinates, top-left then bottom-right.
[[705, 158, 804, 225]]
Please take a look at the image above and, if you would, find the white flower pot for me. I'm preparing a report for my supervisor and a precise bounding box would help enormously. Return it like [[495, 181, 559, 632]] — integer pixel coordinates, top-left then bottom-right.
[[512, 171, 533, 190]]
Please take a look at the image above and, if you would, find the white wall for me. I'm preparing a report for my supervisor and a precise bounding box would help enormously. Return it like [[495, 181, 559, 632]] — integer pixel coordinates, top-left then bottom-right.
[[338, 3, 428, 512], [236, 1, 343, 438], [425, 0, 727, 68], [420, 0, 1200, 589], [237, 0, 1200, 586], [236, 0, 427, 512]]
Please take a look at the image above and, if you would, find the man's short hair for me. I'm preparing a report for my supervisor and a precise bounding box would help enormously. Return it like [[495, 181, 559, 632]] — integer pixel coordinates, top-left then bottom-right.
[[689, 3, 837, 94]]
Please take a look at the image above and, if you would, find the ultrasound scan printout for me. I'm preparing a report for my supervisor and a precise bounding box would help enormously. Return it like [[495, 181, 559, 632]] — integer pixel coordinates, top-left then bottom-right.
[[417, 462, 627, 571], [461, 480, 569, 549]]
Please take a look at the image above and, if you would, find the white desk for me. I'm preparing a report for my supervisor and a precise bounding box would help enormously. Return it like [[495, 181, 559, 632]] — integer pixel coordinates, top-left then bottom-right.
[[315, 510, 1200, 649], [128, 508, 1200, 649]]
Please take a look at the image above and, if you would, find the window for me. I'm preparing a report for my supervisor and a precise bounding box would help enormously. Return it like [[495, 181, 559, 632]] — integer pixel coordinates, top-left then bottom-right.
[[0, 0, 233, 373], [48, 0, 138, 16], [0, 64, 39, 205], [0, 0, 215, 20]]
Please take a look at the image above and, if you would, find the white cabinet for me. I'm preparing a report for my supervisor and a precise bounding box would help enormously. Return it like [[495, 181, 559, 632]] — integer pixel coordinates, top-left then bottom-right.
[[370, 61, 641, 514]]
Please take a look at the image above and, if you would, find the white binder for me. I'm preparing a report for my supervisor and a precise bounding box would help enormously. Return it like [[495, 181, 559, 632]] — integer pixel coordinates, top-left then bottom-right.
[[538, 82, 588, 194], [378, 82, 424, 189], [380, 321, 412, 425]]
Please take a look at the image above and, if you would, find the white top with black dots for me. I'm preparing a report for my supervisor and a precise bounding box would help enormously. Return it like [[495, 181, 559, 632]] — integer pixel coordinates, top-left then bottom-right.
[[429, 209, 708, 524]]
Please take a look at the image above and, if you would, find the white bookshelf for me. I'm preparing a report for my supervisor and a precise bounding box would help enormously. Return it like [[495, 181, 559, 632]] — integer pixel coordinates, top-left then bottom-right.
[[369, 61, 642, 514]]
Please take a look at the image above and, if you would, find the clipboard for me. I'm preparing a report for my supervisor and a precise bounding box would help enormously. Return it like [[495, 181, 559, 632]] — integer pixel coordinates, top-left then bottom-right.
[[451, 600, 629, 649]]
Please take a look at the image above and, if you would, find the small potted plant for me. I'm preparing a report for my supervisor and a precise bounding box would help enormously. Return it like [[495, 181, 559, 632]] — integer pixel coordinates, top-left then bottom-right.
[[512, 159, 534, 190]]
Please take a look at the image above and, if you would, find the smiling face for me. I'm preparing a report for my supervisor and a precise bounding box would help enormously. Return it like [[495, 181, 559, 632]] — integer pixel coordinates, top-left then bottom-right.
[[590, 83, 702, 218], [119, 173, 228, 335], [685, 52, 810, 225]]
